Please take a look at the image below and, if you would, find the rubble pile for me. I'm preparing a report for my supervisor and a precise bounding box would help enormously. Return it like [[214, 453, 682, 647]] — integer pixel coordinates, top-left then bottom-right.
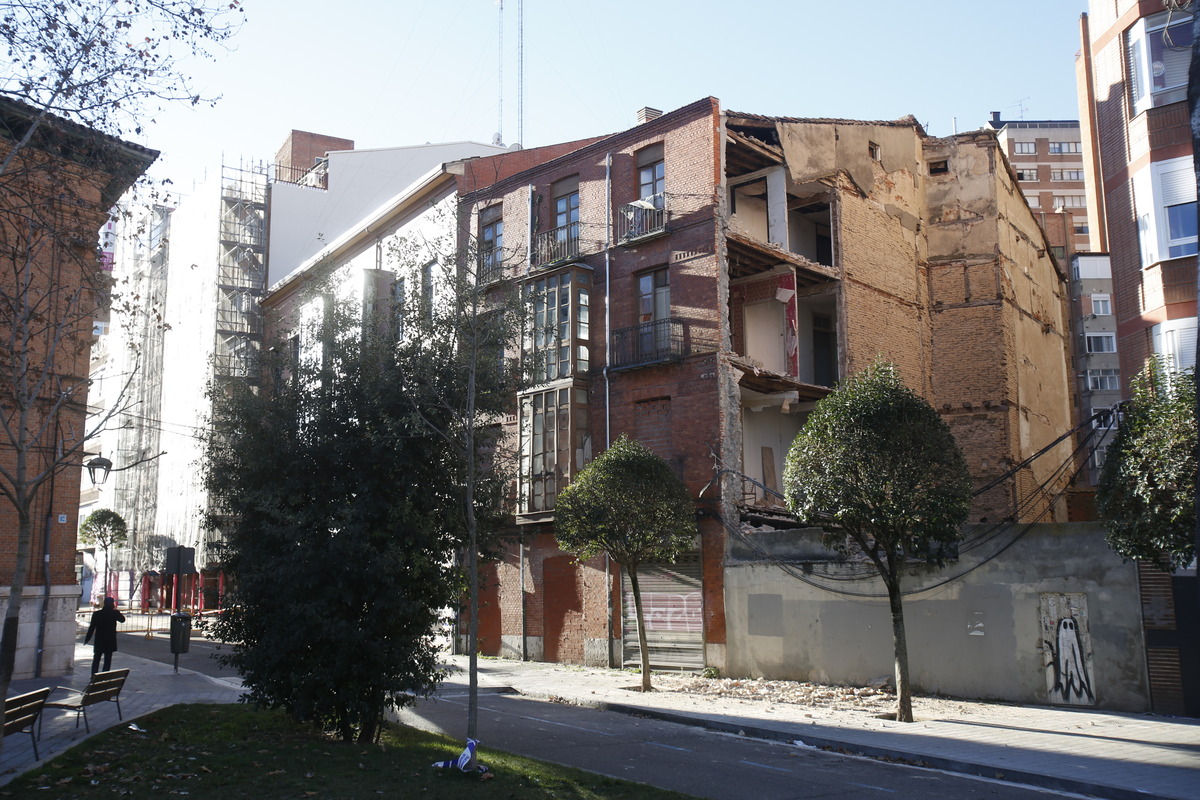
[[657, 675, 895, 709]]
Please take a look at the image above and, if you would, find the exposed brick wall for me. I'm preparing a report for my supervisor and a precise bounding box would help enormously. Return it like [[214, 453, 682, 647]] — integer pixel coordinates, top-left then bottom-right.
[[0, 122, 151, 589]]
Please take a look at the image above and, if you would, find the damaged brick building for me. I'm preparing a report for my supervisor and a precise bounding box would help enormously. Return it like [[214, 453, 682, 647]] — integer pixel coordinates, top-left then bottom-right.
[[458, 97, 1076, 676]]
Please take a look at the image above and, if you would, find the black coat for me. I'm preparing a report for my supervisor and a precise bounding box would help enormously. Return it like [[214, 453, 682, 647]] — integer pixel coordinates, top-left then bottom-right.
[[85, 606, 126, 653]]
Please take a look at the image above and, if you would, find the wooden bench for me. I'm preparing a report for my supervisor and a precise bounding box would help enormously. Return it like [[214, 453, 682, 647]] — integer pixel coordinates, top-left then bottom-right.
[[4, 687, 51, 760], [40, 668, 129, 736]]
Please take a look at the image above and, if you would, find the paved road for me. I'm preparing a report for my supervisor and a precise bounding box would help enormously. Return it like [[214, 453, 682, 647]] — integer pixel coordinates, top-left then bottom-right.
[[398, 684, 1080, 800], [114, 630, 237, 679]]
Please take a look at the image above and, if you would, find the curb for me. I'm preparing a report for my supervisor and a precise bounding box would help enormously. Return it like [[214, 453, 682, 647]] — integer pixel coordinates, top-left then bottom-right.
[[508, 687, 1148, 800]]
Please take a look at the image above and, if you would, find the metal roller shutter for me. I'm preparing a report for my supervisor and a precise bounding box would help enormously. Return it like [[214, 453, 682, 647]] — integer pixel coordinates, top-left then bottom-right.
[[622, 552, 705, 671]]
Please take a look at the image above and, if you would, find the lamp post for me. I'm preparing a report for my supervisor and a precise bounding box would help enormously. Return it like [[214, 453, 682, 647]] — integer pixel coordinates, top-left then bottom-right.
[[34, 454, 116, 677], [85, 455, 113, 486]]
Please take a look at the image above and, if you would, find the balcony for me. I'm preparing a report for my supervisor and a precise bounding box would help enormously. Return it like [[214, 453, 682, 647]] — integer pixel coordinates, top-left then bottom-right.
[[611, 317, 686, 370], [617, 194, 668, 243], [532, 222, 580, 268]]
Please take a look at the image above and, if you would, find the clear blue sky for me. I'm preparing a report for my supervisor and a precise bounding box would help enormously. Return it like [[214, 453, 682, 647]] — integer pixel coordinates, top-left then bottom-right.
[[136, 0, 1091, 191]]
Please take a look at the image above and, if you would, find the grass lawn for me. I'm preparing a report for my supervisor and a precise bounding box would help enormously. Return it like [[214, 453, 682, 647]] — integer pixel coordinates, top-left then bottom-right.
[[6, 703, 695, 799]]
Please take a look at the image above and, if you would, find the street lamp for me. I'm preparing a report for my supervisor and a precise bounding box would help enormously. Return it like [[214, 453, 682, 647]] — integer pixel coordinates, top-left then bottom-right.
[[85, 455, 113, 486]]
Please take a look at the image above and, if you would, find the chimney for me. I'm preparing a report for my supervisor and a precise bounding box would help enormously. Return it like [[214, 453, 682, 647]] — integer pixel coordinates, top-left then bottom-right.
[[637, 107, 663, 125], [990, 111, 1002, 125]]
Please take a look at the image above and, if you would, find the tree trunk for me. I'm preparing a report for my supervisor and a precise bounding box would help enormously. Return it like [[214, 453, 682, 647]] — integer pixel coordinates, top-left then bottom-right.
[[466, 543, 479, 739], [885, 572, 913, 723], [629, 565, 652, 692], [0, 508, 35, 759]]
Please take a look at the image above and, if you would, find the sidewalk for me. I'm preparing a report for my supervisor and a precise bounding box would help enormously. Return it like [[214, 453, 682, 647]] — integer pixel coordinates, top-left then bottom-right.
[[4, 649, 1198, 799], [0, 641, 243, 787], [450, 655, 1200, 800]]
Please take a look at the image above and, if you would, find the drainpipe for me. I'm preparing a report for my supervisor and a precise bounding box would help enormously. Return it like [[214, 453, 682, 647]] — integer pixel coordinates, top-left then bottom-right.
[[519, 538, 527, 661], [604, 152, 616, 667], [527, 184, 534, 266]]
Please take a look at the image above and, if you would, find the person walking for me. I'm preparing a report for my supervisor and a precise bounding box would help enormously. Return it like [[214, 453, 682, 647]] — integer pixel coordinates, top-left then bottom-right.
[[85, 596, 126, 673]]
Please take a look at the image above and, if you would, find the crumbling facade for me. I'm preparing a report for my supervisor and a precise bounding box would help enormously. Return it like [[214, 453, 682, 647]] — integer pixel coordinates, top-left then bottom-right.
[[457, 98, 1075, 676]]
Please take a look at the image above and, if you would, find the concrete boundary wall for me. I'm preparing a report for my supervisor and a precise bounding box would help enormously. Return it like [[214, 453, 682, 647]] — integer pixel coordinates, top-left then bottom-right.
[[724, 522, 1149, 712]]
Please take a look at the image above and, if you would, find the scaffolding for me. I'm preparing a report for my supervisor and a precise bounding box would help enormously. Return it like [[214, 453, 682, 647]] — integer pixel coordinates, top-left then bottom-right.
[[112, 204, 171, 581], [214, 161, 267, 383]]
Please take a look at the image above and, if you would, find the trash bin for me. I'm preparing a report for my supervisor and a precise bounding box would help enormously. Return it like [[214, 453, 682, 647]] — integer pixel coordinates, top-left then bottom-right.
[[169, 612, 191, 655]]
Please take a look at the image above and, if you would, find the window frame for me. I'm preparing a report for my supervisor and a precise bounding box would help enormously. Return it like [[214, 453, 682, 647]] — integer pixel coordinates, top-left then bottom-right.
[[634, 266, 671, 360], [1127, 10, 1195, 116], [1085, 332, 1117, 353], [1048, 141, 1082, 154], [525, 267, 591, 384], [478, 203, 504, 281], [1087, 368, 1120, 391], [1013, 141, 1036, 155]]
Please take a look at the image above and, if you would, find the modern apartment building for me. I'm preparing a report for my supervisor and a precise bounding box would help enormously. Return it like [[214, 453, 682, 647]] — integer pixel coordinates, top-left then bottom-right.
[[1078, 2, 1196, 381], [986, 113, 1091, 259], [1078, 0, 1198, 716]]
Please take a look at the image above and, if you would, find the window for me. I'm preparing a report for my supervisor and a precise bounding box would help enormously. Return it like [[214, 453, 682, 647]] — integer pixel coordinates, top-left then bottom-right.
[[1087, 368, 1119, 391], [1136, 157, 1198, 266], [1092, 445, 1108, 470], [546, 176, 580, 263], [1090, 294, 1111, 316], [1013, 141, 1036, 155], [518, 385, 589, 514], [1015, 167, 1038, 181], [1026, 195, 1041, 208], [1074, 222, 1089, 235], [1051, 169, 1084, 181], [1051, 245, 1067, 261], [1053, 195, 1086, 208], [637, 268, 670, 358], [929, 160, 949, 175], [1127, 10, 1194, 115], [1048, 141, 1081, 154], [1166, 201, 1197, 257], [637, 143, 665, 208], [479, 204, 503, 281], [1086, 333, 1116, 353], [1091, 407, 1120, 429], [554, 180, 579, 232], [526, 268, 590, 383], [868, 141, 881, 161]]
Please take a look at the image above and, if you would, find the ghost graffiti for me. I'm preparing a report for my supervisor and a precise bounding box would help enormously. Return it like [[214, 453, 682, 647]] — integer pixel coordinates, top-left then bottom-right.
[[1044, 616, 1095, 705]]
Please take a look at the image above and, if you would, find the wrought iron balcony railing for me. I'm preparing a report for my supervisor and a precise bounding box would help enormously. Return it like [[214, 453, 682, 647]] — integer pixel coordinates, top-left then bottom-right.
[[610, 317, 686, 370], [617, 194, 668, 243], [532, 221, 580, 268]]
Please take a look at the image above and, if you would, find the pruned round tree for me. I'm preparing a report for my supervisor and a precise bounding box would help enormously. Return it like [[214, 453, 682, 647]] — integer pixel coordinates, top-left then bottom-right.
[[783, 361, 971, 722], [1096, 361, 1196, 572], [555, 434, 697, 692], [79, 509, 129, 604]]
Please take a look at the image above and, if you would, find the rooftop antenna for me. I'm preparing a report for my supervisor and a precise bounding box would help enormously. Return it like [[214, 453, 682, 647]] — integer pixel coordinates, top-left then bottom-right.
[[495, 1, 503, 146], [1010, 97, 1030, 120], [517, 0, 524, 147]]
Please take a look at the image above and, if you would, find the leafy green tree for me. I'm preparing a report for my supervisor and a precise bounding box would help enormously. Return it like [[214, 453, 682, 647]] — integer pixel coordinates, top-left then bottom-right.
[[204, 304, 464, 743], [555, 435, 698, 692], [79, 509, 129, 603], [1096, 361, 1196, 572], [783, 362, 971, 723]]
